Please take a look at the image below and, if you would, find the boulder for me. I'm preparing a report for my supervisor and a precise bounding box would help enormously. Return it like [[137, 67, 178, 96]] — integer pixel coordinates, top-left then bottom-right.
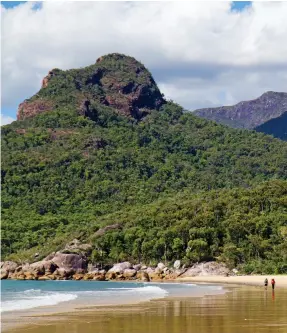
[[146, 267, 155, 274], [15, 266, 23, 273], [38, 275, 52, 281], [53, 268, 71, 278], [123, 269, 137, 278], [155, 267, 163, 274], [173, 260, 181, 270], [173, 268, 186, 277], [133, 264, 142, 271], [44, 252, 56, 261], [30, 260, 58, 275], [73, 273, 85, 280], [1, 261, 18, 273], [141, 265, 147, 270], [106, 272, 117, 280], [0, 269, 8, 280], [50, 252, 88, 272], [157, 263, 166, 270], [108, 262, 132, 274], [136, 271, 150, 282], [93, 274, 106, 281], [24, 272, 37, 280], [148, 272, 162, 281]]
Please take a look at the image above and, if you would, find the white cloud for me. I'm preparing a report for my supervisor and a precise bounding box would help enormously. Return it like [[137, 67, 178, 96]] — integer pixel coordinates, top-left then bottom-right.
[[1, 1, 287, 115], [1, 114, 15, 126]]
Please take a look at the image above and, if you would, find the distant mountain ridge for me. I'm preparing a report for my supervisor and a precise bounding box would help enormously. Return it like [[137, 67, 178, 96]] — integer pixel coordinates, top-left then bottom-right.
[[194, 91, 287, 131], [255, 111, 287, 141]]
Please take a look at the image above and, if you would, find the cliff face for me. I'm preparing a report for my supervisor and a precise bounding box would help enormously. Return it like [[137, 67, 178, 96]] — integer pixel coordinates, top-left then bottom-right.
[[17, 53, 165, 121], [194, 92, 287, 130]]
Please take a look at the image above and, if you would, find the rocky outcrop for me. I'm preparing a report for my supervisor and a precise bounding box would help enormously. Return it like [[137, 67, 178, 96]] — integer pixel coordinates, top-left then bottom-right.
[[62, 239, 92, 254], [16, 53, 165, 121], [5, 258, 231, 281], [1, 261, 18, 273], [173, 260, 181, 270], [42, 69, 58, 88], [17, 99, 54, 121], [136, 271, 150, 282], [50, 252, 87, 273], [182, 262, 230, 277], [94, 223, 122, 237], [0, 261, 18, 279]]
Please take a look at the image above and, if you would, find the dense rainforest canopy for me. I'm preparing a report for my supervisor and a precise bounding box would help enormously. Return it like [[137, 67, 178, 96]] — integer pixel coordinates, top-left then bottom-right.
[[2, 54, 287, 274]]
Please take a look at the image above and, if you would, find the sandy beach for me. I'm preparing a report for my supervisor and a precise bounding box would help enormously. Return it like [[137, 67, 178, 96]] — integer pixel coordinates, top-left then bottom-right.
[[177, 275, 287, 288], [4, 284, 287, 333]]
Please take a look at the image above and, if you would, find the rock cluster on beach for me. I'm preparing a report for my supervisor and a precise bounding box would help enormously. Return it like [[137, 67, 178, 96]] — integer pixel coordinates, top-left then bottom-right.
[[0, 239, 232, 281], [1, 259, 231, 282]]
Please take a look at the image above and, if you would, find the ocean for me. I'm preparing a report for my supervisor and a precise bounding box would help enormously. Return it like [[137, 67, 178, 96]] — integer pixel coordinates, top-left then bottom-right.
[[1, 280, 225, 313]]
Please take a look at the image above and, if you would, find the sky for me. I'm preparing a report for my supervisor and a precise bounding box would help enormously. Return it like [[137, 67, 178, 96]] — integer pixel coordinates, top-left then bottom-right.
[[1, 1, 287, 125]]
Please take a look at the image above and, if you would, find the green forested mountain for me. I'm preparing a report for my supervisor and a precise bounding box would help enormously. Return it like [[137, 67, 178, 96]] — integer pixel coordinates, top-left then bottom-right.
[[2, 54, 287, 273]]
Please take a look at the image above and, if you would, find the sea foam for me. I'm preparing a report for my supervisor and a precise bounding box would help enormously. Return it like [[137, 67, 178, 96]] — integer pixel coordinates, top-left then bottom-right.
[[1, 290, 77, 313]]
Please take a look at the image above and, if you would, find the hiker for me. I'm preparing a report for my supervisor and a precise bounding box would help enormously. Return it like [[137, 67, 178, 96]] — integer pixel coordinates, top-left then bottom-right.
[[271, 278, 275, 290], [264, 278, 268, 290]]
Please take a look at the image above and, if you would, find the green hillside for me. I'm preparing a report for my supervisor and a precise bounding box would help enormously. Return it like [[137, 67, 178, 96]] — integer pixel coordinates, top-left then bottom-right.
[[2, 54, 287, 273]]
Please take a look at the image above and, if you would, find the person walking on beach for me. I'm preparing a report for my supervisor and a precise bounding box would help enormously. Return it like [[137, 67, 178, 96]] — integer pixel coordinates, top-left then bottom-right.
[[271, 278, 275, 290], [264, 278, 268, 290]]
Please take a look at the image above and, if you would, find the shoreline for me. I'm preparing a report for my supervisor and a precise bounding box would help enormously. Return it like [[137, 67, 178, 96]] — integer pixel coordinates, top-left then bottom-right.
[[1, 280, 229, 332], [177, 274, 287, 288], [4, 283, 287, 333]]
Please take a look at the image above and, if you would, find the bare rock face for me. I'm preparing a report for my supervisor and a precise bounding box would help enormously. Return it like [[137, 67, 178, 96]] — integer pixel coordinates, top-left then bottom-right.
[[94, 223, 122, 237], [173, 260, 181, 270], [123, 269, 137, 278], [42, 70, 57, 88], [182, 262, 230, 277], [30, 260, 58, 275], [157, 262, 166, 270], [51, 252, 88, 273], [16, 53, 165, 121], [17, 99, 54, 121], [133, 264, 142, 271], [136, 271, 150, 282], [0, 269, 9, 280], [108, 262, 132, 274], [0, 261, 18, 273], [194, 91, 287, 130]]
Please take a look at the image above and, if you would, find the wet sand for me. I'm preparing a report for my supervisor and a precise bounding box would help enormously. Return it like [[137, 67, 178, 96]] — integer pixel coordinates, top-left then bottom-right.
[[5, 285, 287, 333]]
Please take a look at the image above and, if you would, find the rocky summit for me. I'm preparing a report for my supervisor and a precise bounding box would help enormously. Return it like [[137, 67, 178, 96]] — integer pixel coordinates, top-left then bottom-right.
[[194, 91, 287, 130], [17, 53, 165, 121]]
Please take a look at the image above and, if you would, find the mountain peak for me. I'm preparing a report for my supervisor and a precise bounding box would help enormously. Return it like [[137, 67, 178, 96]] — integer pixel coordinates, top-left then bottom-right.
[[17, 53, 165, 121]]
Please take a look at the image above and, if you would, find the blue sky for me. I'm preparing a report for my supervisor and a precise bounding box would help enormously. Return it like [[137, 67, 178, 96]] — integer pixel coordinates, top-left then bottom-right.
[[1, 1, 252, 10], [231, 1, 251, 11], [2, 1, 286, 125], [1, 1, 26, 8]]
